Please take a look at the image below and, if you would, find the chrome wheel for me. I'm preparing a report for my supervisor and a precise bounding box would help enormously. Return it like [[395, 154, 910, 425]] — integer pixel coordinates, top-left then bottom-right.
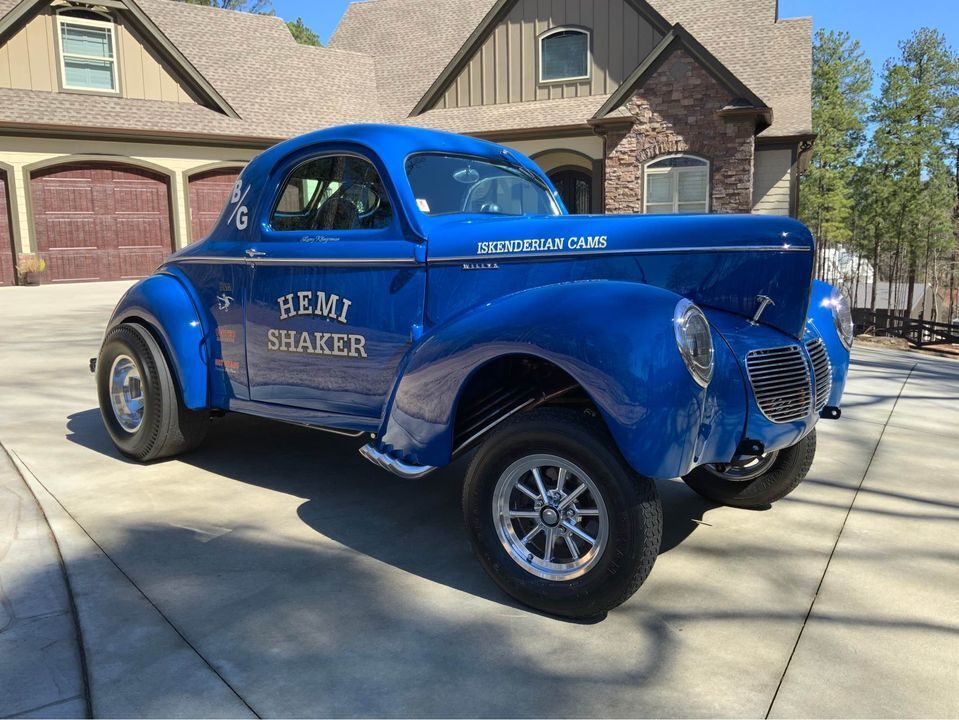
[[109, 354, 144, 433], [705, 451, 779, 482], [493, 454, 609, 581]]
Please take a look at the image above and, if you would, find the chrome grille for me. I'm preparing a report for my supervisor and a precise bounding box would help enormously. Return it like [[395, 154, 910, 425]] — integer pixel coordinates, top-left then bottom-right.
[[805, 338, 832, 411], [745, 345, 813, 423]]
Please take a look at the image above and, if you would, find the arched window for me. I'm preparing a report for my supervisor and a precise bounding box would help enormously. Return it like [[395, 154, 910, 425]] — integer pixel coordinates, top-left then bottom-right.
[[56, 8, 118, 92], [644, 155, 710, 214], [539, 28, 590, 83]]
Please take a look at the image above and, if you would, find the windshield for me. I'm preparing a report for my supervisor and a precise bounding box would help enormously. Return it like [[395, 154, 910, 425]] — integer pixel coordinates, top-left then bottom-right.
[[406, 153, 561, 217]]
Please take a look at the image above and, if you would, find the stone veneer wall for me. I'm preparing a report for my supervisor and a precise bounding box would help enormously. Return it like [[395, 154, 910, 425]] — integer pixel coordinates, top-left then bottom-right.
[[603, 47, 756, 214]]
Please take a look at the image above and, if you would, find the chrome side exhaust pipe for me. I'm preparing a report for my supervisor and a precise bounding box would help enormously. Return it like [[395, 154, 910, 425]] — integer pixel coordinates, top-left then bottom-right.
[[358, 443, 436, 479]]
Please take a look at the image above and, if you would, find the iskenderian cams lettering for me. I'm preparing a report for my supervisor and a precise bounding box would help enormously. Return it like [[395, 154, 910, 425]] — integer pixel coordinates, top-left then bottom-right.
[[476, 235, 608, 255]]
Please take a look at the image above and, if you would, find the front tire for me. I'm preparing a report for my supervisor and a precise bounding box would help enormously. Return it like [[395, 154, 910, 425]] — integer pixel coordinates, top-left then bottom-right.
[[682, 429, 817, 508], [97, 323, 208, 461], [462, 407, 662, 619]]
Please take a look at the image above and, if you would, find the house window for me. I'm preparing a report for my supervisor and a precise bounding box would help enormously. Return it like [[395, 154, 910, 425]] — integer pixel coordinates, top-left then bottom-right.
[[539, 28, 590, 83], [57, 11, 118, 92], [644, 155, 710, 214]]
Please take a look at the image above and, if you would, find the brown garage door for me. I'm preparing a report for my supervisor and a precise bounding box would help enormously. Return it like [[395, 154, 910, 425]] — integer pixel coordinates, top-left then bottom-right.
[[188, 167, 242, 242], [31, 163, 174, 282], [0, 170, 15, 286]]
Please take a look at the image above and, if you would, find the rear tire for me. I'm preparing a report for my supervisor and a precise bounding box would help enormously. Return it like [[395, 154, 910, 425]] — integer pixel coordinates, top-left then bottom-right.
[[682, 430, 816, 508], [462, 407, 662, 619], [97, 323, 208, 461]]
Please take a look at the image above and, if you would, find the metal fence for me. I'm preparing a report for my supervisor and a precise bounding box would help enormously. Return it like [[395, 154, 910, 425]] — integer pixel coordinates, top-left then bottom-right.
[[852, 309, 959, 348]]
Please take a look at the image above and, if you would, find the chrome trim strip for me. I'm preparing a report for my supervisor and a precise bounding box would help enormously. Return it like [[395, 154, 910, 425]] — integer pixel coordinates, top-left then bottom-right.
[[168, 257, 248, 264], [169, 256, 419, 266], [431, 245, 811, 263], [251, 257, 419, 266]]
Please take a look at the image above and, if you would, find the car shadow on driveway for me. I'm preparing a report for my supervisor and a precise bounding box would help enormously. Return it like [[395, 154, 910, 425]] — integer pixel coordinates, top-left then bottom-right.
[[66, 408, 712, 618]]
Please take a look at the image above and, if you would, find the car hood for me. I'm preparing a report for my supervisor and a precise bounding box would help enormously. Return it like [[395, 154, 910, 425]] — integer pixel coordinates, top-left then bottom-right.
[[424, 213, 815, 338]]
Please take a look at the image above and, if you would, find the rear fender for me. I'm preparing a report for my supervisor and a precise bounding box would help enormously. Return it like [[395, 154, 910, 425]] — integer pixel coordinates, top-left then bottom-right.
[[379, 281, 709, 478], [106, 272, 209, 410], [807, 279, 851, 407]]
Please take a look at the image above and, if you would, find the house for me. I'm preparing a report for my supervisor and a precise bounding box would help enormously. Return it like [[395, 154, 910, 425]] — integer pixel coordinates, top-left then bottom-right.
[[0, 0, 812, 284]]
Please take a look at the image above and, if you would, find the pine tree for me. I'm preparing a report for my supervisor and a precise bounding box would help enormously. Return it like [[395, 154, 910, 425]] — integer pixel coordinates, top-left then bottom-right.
[[800, 30, 872, 279], [866, 29, 959, 317], [176, 1, 323, 46], [180, 0, 273, 12], [286, 17, 321, 47]]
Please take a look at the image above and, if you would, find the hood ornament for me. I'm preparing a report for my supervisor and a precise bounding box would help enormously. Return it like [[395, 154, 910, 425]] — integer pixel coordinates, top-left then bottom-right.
[[751, 295, 775, 325]]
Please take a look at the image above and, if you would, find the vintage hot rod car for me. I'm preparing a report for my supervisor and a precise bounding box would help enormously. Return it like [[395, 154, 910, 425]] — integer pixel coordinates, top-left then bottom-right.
[[95, 125, 851, 618]]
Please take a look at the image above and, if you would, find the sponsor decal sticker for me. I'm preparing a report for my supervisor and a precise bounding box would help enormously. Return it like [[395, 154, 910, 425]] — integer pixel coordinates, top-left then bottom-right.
[[216, 327, 237, 343], [226, 179, 250, 231], [215, 358, 240, 374]]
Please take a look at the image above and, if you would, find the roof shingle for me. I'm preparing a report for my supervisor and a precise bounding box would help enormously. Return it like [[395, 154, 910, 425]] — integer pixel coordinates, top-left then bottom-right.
[[0, 0, 811, 141]]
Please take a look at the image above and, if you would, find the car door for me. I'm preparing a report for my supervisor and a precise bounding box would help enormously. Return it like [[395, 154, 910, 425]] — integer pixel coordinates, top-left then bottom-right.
[[244, 149, 426, 419]]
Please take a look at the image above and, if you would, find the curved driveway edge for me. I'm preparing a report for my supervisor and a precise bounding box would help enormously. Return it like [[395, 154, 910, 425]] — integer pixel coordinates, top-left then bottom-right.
[[0, 445, 88, 719], [6, 447, 257, 720]]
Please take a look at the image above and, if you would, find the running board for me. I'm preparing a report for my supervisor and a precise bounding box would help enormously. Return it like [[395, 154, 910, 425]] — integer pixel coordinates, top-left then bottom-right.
[[358, 444, 437, 479]]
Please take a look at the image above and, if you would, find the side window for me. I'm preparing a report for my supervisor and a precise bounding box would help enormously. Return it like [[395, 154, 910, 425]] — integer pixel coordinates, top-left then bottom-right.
[[271, 155, 393, 232]]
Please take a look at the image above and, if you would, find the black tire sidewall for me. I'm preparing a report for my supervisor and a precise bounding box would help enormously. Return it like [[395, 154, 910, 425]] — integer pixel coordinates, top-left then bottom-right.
[[97, 324, 168, 460], [463, 408, 660, 618], [683, 429, 817, 508]]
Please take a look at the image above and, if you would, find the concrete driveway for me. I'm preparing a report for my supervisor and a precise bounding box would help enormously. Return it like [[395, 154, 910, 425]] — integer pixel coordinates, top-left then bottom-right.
[[0, 282, 957, 718]]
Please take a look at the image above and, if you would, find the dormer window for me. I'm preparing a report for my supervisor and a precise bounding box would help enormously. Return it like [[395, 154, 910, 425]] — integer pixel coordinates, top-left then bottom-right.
[[56, 10, 118, 93], [539, 28, 590, 83]]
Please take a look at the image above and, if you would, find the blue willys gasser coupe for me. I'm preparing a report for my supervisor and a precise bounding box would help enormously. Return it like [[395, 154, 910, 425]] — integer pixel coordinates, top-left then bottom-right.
[[95, 125, 852, 618]]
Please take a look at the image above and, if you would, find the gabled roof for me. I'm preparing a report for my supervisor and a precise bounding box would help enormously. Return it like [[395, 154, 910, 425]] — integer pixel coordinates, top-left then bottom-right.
[[0, 0, 237, 117], [330, 0, 496, 126], [331, 0, 812, 138], [407, 0, 673, 117], [592, 23, 771, 126], [0, 0, 382, 142], [0, 0, 811, 143]]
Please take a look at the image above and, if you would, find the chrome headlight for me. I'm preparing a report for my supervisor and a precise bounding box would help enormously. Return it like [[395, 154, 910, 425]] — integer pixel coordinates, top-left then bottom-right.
[[823, 290, 854, 350], [674, 299, 714, 387]]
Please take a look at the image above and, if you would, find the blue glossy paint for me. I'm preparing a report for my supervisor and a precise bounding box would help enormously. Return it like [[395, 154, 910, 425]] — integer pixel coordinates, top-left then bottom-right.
[[706, 310, 817, 452], [107, 273, 209, 409], [808, 279, 852, 406], [425, 213, 814, 338], [101, 124, 851, 478], [381, 281, 706, 478]]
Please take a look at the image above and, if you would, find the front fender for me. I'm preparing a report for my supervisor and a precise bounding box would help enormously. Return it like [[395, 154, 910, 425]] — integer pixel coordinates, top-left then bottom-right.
[[106, 273, 209, 410], [379, 280, 709, 478], [807, 279, 851, 407]]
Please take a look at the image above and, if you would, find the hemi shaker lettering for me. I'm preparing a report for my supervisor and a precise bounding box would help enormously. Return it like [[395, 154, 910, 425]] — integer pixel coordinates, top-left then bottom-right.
[[267, 330, 368, 358], [277, 291, 352, 323]]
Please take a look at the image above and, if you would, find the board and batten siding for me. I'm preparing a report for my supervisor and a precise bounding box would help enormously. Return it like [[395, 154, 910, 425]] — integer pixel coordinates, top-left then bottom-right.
[[438, 0, 663, 109], [752, 147, 794, 217], [0, 6, 199, 104]]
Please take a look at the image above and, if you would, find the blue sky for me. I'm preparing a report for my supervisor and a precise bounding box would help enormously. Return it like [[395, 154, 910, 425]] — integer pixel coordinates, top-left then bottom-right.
[[273, 0, 958, 91]]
